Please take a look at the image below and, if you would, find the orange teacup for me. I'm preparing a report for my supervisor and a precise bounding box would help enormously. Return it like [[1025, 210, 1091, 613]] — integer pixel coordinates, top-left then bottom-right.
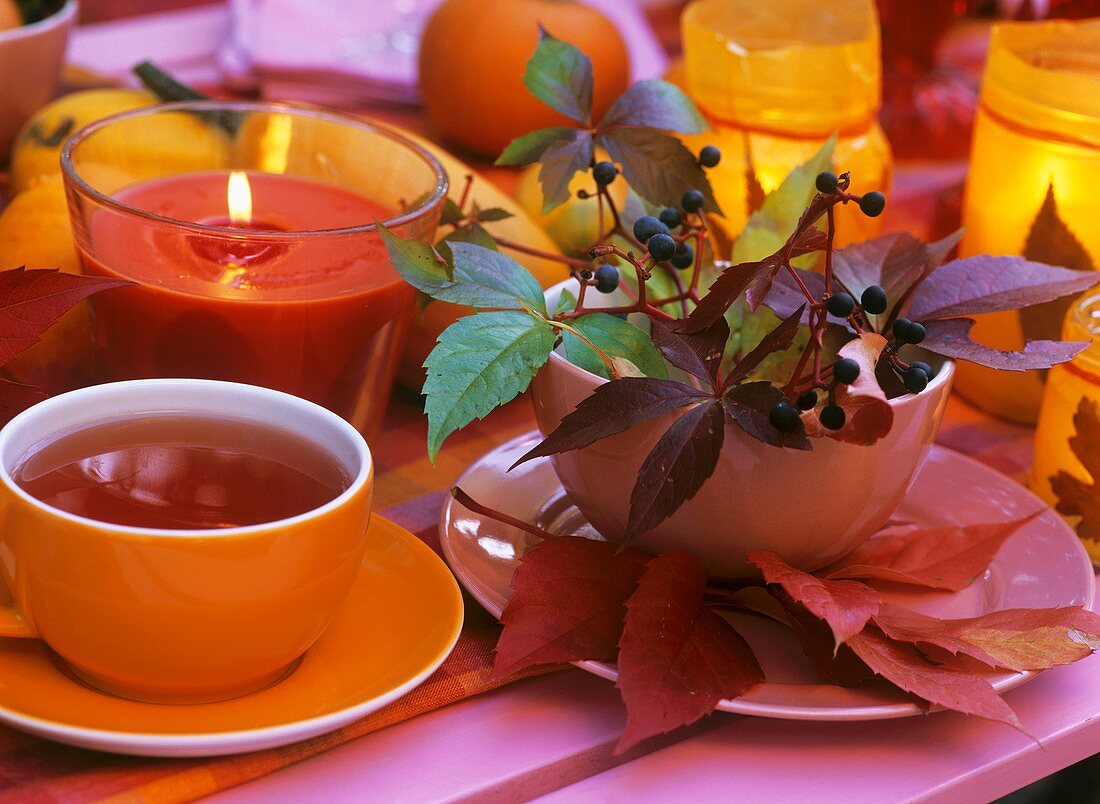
[[0, 379, 373, 704]]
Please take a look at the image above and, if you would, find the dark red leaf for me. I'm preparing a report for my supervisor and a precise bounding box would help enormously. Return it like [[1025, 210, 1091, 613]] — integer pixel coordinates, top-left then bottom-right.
[[0, 267, 132, 366], [537, 131, 595, 212], [906, 255, 1100, 322], [650, 316, 729, 386], [776, 594, 875, 686], [1051, 398, 1100, 542], [679, 259, 769, 333], [747, 550, 881, 648], [745, 226, 826, 312], [626, 400, 725, 541], [0, 377, 46, 425], [492, 536, 651, 677], [598, 128, 720, 214], [874, 603, 1100, 673], [822, 513, 1040, 591], [723, 381, 811, 450], [803, 333, 893, 445], [847, 627, 1023, 730], [725, 304, 807, 385], [921, 318, 1087, 371], [617, 552, 763, 752], [761, 266, 824, 323], [512, 377, 706, 468]]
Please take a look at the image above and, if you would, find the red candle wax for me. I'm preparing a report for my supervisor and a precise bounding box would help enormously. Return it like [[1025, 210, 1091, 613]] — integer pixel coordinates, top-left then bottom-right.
[[80, 171, 415, 435]]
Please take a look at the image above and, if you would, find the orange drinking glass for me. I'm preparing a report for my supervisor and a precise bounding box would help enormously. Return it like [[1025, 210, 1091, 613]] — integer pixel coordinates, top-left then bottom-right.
[[61, 101, 448, 438]]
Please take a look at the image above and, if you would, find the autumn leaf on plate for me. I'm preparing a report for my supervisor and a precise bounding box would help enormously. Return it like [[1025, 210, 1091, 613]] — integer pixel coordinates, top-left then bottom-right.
[[1051, 398, 1100, 543], [747, 550, 881, 648], [803, 333, 893, 445], [1019, 185, 1094, 352], [874, 603, 1100, 673], [847, 627, 1024, 730], [822, 513, 1041, 591], [492, 536, 652, 677], [617, 552, 763, 753]]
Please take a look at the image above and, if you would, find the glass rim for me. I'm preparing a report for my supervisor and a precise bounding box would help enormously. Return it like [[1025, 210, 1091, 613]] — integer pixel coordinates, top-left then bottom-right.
[[1071, 291, 1100, 336], [59, 99, 450, 241]]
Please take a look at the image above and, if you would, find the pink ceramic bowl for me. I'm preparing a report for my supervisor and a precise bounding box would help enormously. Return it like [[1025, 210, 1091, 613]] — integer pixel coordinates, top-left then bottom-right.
[[529, 280, 955, 579], [0, 0, 77, 154]]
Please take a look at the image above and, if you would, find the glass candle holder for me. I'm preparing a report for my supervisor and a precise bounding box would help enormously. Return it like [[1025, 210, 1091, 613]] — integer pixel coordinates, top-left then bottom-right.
[[1032, 292, 1100, 564], [679, 0, 892, 244], [61, 101, 447, 439], [956, 20, 1100, 424]]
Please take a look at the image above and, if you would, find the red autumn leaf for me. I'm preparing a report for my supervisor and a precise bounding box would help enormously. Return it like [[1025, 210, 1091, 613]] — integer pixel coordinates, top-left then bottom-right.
[[723, 381, 811, 450], [724, 304, 807, 386], [744, 226, 827, 312], [626, 400, 725, 541], [822, 513, 1040, 591], [492, 536, 651, 677], [0, 267, 132, 366], [762, 266, 823, 323], [847, 627, 1023, 730], [803, 333, 894, 445], [617, 552, 763, 753], [776, 594, 875, 686], [1051, 398, 1100, 542], [874, 603, 1100, 673], [511, 377, 706, 468], [680, 259, 772, 334], [650, 316, 729, 386], [0, 377, 46, 422], [920, 317, 1086, 371], [747, 550, 881, 648], [906, 254, 1100, 322]]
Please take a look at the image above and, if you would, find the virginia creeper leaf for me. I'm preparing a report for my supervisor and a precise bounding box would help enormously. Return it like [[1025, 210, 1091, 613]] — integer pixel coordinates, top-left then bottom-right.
[[513, 377, 707, 467], [725, 305, 806, 385], [848, 628, 1023, 729], [598, 128, 719, 213], [598, 79, 708, 133], [723, 382, 811, 450], [492, 536, 651, 677], [804, 333, 893, 445], [822, 513, 1040, 591], [921, 318, 1087, 371], [775, 594, 875, 685], [538, 130, 595, 214], [906, 255, 1100, 322], [679, 259, 770, 333], [475, 206, 514, 222], [424, 311, 555, 461], [874, 603, 1100, 673], [761, 266, 824, 323], [744, 146, 766, 220], [523, 28, 593, 124], [496, 126, 578, 166], [617, 552, 763, 753], [747, 550, 881, 648], [626, 400, 725, 541], [563, 314, 669, 380], [1020, 185, 1094, 348], [1051, 398, 1100, 542], [744, 225, 827, 313], [0, 378, 46, 425], [0, 267, 132, 366], [650, 316, 728, 386]]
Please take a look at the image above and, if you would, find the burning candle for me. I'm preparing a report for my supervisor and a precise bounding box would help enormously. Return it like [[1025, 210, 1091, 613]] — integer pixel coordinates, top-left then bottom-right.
[[956, 20, 1100, 423], [1032, 292, 1100, 564], [61, 102, 447, 437], [678, 0, 892, 244]]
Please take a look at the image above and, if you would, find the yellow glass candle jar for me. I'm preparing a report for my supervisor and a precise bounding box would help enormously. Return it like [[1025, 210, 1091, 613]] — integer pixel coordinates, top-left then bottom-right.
[[956, 20, 1100, 424], [679, 0, 892, 245], [1032, 292, 1100, 564]]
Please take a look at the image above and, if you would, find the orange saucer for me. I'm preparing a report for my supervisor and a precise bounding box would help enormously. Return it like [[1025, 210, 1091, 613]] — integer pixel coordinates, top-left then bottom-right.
[[0, 516, 463, 757]]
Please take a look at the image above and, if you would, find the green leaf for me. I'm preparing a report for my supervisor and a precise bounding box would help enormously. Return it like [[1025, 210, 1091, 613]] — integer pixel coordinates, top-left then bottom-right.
[[563, 314, 670, 380], [439, 198, 464, 226], [523, 28, 593, 124], [731, 135, 835, 265], [475, 207, 515, 223], [496, 127, 578, 166], [598, 128, 720, 214], [379, 225, 454, 292], [599, 80, 708, 133], [555, 288, 578, 316], [539, 130, 594, 213], [435, 223, 499, 268], [424, 311, 556, 461]]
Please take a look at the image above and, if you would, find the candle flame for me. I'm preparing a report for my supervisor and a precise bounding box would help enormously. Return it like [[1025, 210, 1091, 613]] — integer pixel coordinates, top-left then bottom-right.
[[227, 171, 253, 226]]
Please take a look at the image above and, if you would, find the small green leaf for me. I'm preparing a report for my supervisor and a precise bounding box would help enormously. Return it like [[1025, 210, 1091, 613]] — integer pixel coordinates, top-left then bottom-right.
[[523, 28, 593, 124], [497, 126, 578, 166], [599, 80, 708, 133], [476, 207, 515, 223], [439, 198, 464, 226], [424, 311, 556, 461], [555, 288, 578, 316], [435, 223, 499, 268], [539, 130, 594, 213], [379, 225, 452, 294], [598, 128, 720, 214], [563, 314, 669, 380]]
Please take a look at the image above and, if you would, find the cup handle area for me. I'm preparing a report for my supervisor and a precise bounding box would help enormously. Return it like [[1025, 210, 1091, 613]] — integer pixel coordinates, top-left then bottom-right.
[[0, 581, 36, 638]]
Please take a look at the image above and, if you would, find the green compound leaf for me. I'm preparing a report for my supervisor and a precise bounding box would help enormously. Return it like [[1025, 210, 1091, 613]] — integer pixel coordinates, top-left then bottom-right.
[[563, 313, 669, 380], [599, 79, 708, 133], [523, 27, 593, 125], [497, 126, 579, 167], [424, 311, 556, 461]]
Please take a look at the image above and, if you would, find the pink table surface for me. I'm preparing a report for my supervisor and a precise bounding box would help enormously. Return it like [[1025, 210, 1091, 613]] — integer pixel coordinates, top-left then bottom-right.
[[64, 7, 1097, 801]]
